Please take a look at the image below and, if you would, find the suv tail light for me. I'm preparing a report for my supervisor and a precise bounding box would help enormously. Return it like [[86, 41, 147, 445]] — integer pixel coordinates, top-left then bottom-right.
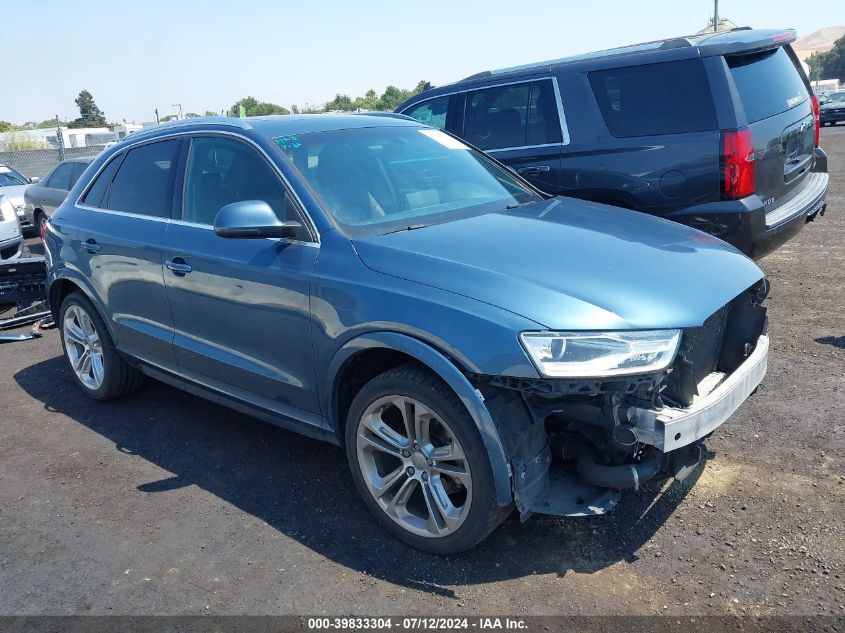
[[721, 128, 755, 200], [810, 94, 820, 147], [39, 216, 48, 241]]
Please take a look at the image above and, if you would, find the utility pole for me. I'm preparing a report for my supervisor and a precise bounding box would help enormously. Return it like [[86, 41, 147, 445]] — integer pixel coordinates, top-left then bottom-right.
[[172, 103, 183, 120], [55, 114, 65, 161], [713, 0, 719, 32], [155, 108, 160, 125]]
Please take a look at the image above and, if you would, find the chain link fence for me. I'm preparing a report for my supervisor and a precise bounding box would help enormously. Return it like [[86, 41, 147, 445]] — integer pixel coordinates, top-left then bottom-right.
[[0, 146, 106, 181]]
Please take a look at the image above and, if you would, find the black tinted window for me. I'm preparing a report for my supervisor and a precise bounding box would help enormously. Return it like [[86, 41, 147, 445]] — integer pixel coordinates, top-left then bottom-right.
[[589, 60, 717, 137], [81, 154, 125, 208], [46, 162, 75, 190], [727, 47, 809, 123], [69, 162, 88, 189], [404, 96, 449, 129], [106, 140, 180, 217], [464, 81, 561, 150], [527, 81, 563, 145], [184, 136, 298, 228]]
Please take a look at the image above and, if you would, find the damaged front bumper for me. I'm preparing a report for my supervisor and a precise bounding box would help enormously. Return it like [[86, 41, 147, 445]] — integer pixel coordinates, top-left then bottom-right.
[[511, 333, 769, 520], [636, 334, 768, 452]]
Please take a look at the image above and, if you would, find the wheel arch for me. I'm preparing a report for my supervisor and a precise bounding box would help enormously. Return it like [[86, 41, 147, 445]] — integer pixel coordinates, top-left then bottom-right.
[[326, 331, 513, 506], [48, 274, 117, 342]]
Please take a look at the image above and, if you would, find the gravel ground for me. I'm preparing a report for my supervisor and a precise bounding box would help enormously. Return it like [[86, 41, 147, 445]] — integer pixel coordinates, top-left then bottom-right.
[[0, 128, 843, 616]]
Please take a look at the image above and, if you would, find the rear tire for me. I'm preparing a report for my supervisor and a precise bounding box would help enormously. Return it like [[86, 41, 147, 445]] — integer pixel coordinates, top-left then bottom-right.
[[58, 292, 144, 400], [35, 211, 47, 238], [345, 363, 510, 554]]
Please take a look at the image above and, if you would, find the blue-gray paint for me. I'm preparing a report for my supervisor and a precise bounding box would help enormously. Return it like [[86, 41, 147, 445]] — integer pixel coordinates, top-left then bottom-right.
[[45, 114, 765, 508]]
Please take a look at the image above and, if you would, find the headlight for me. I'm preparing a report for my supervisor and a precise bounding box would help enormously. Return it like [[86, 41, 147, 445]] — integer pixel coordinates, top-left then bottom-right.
[[519, 329, 681, 378], [0, 196, 15, 222]]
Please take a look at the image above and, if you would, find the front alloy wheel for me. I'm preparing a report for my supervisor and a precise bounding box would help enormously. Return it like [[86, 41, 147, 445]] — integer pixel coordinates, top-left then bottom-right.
[[356, 395, 472, 538], [346, 364, 509, 554]]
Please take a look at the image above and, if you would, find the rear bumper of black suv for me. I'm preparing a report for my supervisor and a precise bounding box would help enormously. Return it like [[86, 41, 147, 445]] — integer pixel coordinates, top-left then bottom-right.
[[664, 151, 829, 259]]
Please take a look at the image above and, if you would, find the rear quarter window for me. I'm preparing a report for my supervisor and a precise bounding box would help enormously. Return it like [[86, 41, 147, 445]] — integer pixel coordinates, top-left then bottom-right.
[[726, 46, 809, 123], [589, 59, 717, 137]]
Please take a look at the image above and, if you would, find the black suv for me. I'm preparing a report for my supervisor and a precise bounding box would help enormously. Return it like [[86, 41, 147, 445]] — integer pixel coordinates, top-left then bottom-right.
[[397, 29, 829, 258]]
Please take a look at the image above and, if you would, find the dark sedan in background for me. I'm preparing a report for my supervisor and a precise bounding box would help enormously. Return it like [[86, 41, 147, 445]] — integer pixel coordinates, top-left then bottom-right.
[[820, 90, 845, 126]]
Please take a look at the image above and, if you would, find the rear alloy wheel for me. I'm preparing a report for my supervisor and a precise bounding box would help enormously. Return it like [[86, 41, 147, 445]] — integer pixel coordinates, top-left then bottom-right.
[[63, 304, 105, 391], [59, 292, 143, 400], [346, 364, 508, 554]]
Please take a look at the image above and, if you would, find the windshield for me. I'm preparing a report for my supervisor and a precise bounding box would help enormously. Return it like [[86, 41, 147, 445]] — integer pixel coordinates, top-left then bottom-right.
[[274, 126, 541, 237], [826, 92, 845, 103], [0, 166, 29, 187]]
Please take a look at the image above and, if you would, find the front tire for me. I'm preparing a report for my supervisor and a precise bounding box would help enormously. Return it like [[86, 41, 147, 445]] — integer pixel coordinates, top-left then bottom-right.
[[59, 292, 143, 400], [345, 364, 508, 554]]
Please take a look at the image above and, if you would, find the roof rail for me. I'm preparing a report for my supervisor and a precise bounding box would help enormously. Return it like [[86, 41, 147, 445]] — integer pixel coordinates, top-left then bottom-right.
[[351, 111, 416, 121], [124, 116, 254, 142]]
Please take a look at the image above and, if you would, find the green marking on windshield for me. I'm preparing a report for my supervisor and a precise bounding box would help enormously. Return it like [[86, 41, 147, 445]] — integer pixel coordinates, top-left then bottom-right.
[[274, 135, 302, 151]]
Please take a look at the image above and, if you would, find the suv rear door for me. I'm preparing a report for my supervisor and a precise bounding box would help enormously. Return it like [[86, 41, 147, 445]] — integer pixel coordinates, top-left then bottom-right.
[[456, 78, 564, 193], [723, 45, 816, 222]]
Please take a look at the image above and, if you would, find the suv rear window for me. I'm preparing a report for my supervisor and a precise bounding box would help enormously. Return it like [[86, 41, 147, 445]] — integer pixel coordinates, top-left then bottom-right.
[[589, 59, 717, 137], [727, 46, 809, 123]]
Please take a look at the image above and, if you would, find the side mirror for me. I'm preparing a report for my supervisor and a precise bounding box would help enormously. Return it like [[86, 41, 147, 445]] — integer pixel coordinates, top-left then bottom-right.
[[213, 200, 302, 239], [30, 176, 40, 184]]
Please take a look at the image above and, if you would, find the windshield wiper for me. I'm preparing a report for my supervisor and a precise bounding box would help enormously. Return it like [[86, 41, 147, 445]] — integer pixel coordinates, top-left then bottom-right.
[[382, 223, 430, 235]]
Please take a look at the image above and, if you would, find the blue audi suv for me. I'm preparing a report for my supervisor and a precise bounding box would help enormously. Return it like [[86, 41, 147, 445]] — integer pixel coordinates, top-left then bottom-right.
[[44, 115, 770, 553]]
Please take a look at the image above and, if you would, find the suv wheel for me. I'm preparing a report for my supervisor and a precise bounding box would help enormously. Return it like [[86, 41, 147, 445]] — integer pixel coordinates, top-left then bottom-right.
[[345, 364, 508, 554], [59, 292, 143, 400]]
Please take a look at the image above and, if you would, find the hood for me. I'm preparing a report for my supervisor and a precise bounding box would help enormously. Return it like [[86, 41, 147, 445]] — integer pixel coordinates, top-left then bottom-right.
[[0, 184, 29, 208], [353, 198, 764, 330]]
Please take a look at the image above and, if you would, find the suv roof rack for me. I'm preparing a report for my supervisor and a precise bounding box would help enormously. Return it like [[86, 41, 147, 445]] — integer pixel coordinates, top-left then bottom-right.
[[459, 27, 762, 81]]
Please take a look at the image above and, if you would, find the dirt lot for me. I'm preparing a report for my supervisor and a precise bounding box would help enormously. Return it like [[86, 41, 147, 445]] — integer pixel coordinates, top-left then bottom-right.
[[1, 129, 843, 617]]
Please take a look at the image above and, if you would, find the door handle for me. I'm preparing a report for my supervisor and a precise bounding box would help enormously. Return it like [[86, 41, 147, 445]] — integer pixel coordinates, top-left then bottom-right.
[[517, 165, 551, 175], [166, 257, 192, 275], [83, 238, 101, 253]]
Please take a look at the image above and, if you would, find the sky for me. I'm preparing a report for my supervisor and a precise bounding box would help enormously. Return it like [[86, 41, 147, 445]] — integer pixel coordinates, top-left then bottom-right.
[[2, 0, 843, 125]]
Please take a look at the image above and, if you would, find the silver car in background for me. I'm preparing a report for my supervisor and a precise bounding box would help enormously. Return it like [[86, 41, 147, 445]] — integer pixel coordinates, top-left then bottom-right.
[[23, 157, 94, 233], [0, 164, 37, 230], [0, 194, 23, 261]]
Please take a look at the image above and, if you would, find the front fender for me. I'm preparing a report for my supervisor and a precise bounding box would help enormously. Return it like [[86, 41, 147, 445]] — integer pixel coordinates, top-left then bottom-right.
[[326, 331, 513, 507]]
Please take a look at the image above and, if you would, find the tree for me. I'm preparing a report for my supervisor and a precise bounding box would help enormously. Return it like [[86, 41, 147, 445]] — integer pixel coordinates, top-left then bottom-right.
[[229, 96, 289, 117], [184, 112, 201, 118], [68, 90, 108, 128], [807, 35, 845, 81], [0, 121, 12, 133], [324, 94, 354, 111], [204, 110, 219, 117], [377, 85, 410, 111], [291, 104, 300, 114]]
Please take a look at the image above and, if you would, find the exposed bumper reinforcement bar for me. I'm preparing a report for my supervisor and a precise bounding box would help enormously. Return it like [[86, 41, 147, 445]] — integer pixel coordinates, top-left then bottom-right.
[[638, 334, 769, 453]]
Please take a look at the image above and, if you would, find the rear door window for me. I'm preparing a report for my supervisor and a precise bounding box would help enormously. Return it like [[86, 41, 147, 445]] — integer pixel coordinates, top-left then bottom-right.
[[46, 162, 75, 190], [404, 96, 449, 130], [727, 46, 809, 123], [105, 140, 180, 217], [464, 80, 561, 150], [589, 59, 717, 137], [81, 154, 126, 208], [69, 162, 88, 189]]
